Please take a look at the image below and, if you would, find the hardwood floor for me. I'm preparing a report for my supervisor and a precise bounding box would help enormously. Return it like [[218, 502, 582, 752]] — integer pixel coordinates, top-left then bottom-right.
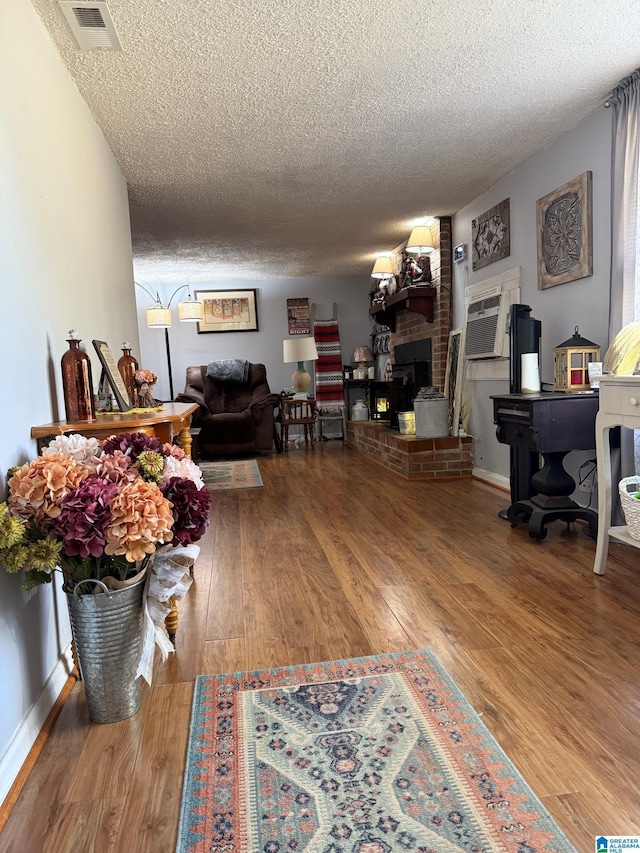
[[2, 442, 640, 852]]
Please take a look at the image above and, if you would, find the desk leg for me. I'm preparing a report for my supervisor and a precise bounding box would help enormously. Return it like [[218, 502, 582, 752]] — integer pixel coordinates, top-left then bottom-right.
[[506, 450, 598, 542], [594, 420, 611, 575], [176, 425, 193, 457]]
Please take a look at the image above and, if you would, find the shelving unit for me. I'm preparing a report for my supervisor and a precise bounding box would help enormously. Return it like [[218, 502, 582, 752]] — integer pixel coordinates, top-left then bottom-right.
[[369, 286, 435, 332], [343, 379, 392, 421]]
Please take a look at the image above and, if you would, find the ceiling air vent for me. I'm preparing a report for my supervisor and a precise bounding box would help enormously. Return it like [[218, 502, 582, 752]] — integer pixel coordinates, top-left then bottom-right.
[[58, 1, 122, 51]]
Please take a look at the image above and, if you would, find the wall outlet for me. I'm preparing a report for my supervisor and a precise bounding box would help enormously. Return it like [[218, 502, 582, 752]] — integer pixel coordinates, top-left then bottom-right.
[[578, 480, 592, 492]]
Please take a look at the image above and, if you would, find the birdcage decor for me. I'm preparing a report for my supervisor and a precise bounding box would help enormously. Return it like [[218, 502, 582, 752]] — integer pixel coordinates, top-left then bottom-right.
[[553, 327, 600, 392]]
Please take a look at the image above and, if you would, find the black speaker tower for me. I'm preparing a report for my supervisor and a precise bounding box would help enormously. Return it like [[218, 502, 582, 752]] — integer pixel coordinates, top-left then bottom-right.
[[499, 304, 542, 518]]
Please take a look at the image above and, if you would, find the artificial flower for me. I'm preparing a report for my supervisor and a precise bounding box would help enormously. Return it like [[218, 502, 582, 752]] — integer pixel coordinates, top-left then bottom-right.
[[24, 537, 63, 571], [163, 443, 186, 460], [0, 524, 62, 588], [43, 434, 101, 464], [0, 503, 26, 549], [1, 432, 210, 590], [93, 450, 139, 484], [135, 368, 157, 384], [161, 455, 205, 490], [104, 479, 174, 562], [101, 432, 164, 461], [160, 477, 211, 547], [51, 477, 120, 559], [8, 454, 86, 526], [138, 450, 165, 482], [1, 544, 29, 574]]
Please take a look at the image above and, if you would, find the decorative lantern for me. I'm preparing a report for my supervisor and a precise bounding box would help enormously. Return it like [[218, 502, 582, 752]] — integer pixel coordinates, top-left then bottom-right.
[[553, 327, 600, 392]]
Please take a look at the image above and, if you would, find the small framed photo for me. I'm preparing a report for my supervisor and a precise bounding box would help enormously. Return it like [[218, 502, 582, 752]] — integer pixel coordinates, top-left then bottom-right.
[[92, 340, 130, 411], [194, 289, 259, 333]]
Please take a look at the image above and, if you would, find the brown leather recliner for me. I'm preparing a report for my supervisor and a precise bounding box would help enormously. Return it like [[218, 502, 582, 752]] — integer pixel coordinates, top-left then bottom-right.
[[176, 364, 279, 457]]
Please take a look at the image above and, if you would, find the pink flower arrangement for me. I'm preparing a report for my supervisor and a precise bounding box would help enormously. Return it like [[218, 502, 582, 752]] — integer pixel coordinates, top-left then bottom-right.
[[134, 369, 157, 385], [1, 433, 211, 590]]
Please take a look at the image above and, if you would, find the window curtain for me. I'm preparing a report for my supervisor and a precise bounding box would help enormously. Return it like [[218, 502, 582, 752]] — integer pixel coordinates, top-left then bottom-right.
[[609, 68, 640, 335], [608, 69, 640, 511]]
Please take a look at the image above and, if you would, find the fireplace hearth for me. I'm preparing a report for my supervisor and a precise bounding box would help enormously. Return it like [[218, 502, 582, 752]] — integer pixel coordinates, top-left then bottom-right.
[[388, 339, 432, 429]]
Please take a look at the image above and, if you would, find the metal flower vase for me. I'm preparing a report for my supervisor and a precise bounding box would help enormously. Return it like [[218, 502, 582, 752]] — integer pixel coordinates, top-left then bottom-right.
[[65, 576, 146, 724]]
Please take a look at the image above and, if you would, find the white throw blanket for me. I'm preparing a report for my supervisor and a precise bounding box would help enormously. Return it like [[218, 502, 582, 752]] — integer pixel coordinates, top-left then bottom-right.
[[134, 543, 199, 685]]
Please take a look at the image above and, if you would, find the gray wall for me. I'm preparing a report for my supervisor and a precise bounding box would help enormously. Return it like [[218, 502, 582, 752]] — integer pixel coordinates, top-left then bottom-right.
[[135, 279, 373, 402], [0, 0, 139, 800], [452, 106, 613, 486]]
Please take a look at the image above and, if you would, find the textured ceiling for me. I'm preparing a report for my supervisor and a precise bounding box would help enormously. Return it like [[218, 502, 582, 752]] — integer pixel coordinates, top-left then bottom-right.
[[31, 0, 640, 280]]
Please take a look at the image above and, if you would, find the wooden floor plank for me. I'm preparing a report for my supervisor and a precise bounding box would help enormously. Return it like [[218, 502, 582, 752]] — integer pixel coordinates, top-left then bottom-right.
[[3, 442, 640, 853], [112, 682, 193, 852]]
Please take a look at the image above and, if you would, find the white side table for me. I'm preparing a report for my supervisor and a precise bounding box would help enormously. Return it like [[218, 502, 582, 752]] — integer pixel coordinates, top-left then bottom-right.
[[594, 374, 640, 574]]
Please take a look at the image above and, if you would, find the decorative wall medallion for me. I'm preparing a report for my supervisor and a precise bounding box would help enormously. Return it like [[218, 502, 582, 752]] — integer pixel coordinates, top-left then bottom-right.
[[471, 199, 510, 271], [536, 171, 592, 289]]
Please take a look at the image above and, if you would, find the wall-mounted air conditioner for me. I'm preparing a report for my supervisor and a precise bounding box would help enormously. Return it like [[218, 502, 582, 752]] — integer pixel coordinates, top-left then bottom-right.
[[464, 268, 521, 360]]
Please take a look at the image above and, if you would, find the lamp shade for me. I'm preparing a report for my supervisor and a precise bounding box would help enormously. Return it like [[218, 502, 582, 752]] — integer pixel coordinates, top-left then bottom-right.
[[146, 306, 172, 328], [603, 322, 640, 375], [178, 297, 204, 322], [352, 345, 374, 364], [371, 257, 394, 279], [283, 336, 318, 364], [406, 225, 436, 254]]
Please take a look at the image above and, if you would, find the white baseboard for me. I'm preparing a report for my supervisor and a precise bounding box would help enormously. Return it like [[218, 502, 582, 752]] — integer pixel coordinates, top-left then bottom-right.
[[0, 645, 74, 807], [473, 468, 510, 492]]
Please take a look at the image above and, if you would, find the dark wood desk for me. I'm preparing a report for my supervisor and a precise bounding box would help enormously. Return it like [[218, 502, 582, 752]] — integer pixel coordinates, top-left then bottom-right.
[[492, 391, 599, 540]]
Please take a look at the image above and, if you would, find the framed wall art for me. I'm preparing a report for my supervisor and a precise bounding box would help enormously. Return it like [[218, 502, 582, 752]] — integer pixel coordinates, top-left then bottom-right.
[[472, 198, 510, 271], [194, 289, 259, 333], [287, 297, 310, 335], [92, 340, 130, 411], [444, 327, 465, 436], [536, 171, 592, 290]]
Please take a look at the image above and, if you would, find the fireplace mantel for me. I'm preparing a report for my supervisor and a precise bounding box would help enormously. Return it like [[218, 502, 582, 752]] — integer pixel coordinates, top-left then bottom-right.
[[369, 286, 435, 331]]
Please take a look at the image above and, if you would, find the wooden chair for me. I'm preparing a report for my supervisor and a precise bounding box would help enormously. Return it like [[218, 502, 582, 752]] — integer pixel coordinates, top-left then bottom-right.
[[280, 398, 317, 451]]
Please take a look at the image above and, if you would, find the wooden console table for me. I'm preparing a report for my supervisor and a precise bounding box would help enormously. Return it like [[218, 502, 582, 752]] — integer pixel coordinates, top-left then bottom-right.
[[492, 391, 599, 540], [594, 374, 640, 575], [31, 402, 199, 457]]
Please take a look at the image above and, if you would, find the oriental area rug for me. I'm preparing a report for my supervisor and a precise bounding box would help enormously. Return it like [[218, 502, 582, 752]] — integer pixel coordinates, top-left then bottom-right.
[[176, 650, 577, 853], [199, 459, 263, 491]]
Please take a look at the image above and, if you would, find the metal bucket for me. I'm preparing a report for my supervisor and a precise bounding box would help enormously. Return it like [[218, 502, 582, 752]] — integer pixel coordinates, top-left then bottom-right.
[[66, 577, 145, 724], [414, 386, 449, 438]]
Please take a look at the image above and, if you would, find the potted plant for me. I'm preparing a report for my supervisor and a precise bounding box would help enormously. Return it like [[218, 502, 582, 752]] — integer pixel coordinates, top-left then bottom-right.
[[0, 432, 211, 723]]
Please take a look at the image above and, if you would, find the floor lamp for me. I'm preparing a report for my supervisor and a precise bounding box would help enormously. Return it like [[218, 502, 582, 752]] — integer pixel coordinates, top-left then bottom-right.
[[135, 282, 203, 400]]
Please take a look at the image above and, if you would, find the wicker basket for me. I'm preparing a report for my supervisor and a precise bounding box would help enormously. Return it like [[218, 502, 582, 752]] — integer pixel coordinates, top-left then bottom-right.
[[619, 476, 640, 539]]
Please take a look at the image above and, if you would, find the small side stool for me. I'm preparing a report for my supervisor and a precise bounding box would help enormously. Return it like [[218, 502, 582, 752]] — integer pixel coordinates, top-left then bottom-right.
[[280, 398, 317, 451]]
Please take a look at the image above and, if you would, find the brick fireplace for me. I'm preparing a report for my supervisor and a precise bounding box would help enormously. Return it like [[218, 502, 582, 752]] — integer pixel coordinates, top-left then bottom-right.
[[346, 421, 473, 480], [393, 216, 452, 390], [346, 216, 474, 479]]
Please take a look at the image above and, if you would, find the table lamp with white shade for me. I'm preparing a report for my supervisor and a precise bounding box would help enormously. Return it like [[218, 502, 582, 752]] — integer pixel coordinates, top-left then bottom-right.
[[352, 345, 374, 379], [283, 336, 318, 398]]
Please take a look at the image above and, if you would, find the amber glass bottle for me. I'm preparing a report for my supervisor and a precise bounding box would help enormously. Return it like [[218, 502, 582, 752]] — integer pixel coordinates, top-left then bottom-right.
[[118, 342, 138, 407], [61, 331, 96, 422]]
